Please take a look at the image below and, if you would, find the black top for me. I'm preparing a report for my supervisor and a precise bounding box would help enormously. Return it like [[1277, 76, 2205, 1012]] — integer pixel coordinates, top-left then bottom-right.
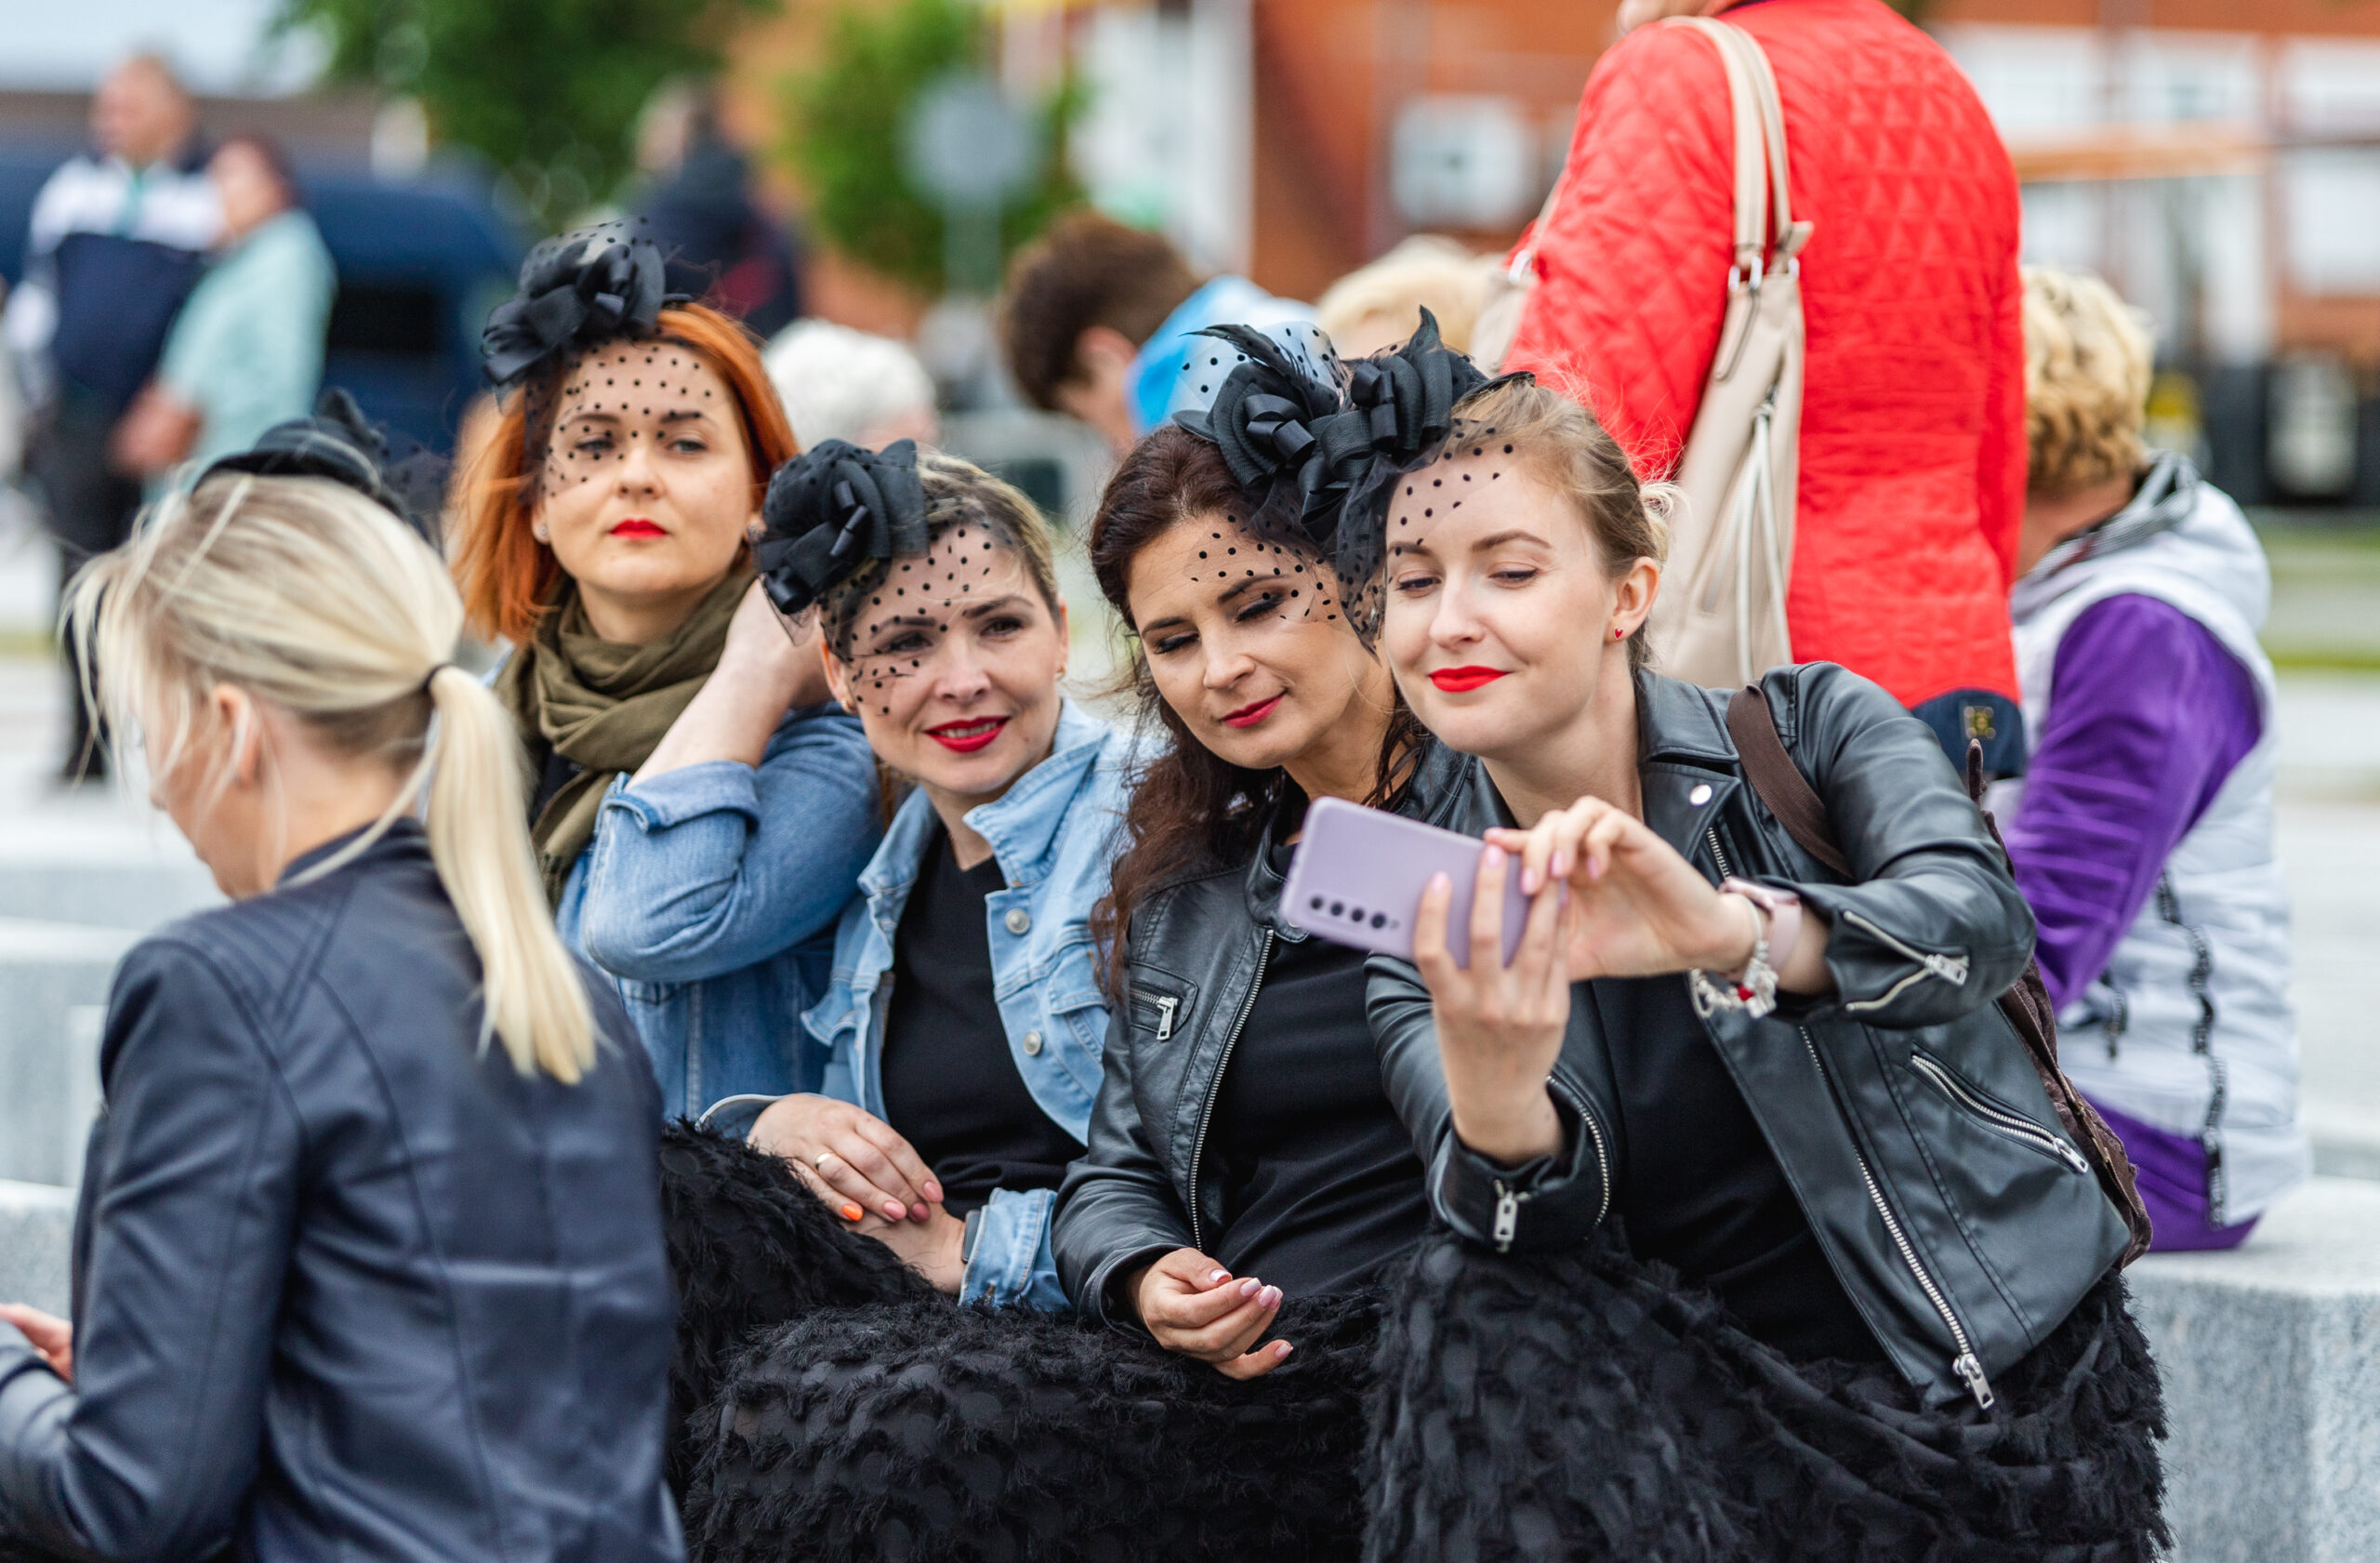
[[0, 822, 681, 1563], [1590, 973, 1879, 1362], [879, 828, 1081, 1215], [1207, 843, 1433, 1295]]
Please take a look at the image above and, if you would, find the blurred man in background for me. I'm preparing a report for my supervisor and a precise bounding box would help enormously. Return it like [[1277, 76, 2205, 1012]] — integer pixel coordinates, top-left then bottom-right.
[[998, 211, 1307, 457], [7, 53, 219, 780], [113, 135, 337, 483], [631, 80, 805, 340]]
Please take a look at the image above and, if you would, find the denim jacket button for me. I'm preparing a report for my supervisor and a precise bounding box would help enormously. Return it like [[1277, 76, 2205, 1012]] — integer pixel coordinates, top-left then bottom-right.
[[1023, 1029, 1044, 1055], [1004, 908, 1032, 935]]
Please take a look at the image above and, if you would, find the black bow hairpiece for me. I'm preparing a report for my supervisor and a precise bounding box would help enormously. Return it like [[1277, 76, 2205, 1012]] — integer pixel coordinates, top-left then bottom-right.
[[754, 439, 932, 616], [480, 229, 672, 389], [200, 388, 451, 543], [1305, 308, 1501, 506], [1173, 323, 1348, 540]]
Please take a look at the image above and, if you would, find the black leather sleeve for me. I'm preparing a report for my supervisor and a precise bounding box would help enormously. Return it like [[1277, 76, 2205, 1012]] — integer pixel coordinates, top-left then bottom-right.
[[1765, 664, 2036, 1030], [0, 938, 298, 1561], [1367, 955, 1610, 1253], [1051, 1001, 1195, 1328]]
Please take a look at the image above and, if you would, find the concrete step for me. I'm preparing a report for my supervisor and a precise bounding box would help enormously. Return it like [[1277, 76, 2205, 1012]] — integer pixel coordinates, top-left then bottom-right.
[[0, 919, 136, 1186], [0, 1179, 73, 1318], [2127, 1175, 2380, 1563]]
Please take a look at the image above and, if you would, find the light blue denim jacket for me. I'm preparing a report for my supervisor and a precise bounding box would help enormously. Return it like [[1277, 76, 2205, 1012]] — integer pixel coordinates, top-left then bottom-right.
[[804, 701, 1139, 1310], [560, 700, 882, 1118]]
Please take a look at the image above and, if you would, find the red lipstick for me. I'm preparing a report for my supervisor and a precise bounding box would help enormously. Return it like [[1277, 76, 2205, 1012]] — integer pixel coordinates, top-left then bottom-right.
[[1429, 666, 1509, 693], [926, 716, 1010, 753], [1221, 694, 1283, 729], [611, 518, 667, 538]]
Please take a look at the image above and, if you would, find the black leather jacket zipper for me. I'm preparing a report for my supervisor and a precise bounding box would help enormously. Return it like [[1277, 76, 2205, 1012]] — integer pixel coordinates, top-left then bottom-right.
[[1801, 1025, 1996, 1410], [1187, 928, 1273, 1255], [1909, 1053, 2089, 1173]]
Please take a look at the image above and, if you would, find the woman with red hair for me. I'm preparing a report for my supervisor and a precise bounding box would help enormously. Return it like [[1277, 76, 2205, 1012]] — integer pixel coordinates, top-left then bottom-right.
[[453, 226, 881, 1118]]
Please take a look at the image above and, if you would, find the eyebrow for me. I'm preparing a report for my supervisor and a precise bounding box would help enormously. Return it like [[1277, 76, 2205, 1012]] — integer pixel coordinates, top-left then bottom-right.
[[1472, 528, 1554, 550], [870, 594, 1025, 633]]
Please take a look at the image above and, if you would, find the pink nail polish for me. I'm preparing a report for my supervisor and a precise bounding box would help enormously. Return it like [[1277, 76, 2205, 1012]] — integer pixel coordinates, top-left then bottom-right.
[[1239, 1278, 1262, 1298], [1259, 1286, 1282, 1308], [1209, 1269, 1230, 1285], [1276, 1342, 1295, 1358]]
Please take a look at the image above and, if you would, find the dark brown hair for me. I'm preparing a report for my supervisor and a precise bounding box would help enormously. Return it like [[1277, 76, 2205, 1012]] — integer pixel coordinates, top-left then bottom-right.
[[998, 211, 1201, 412], [1088, 425, 1423, 975]]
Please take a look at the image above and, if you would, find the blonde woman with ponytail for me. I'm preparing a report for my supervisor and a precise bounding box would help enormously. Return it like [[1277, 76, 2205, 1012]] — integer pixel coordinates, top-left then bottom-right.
[[0, 466, 686, 1563]]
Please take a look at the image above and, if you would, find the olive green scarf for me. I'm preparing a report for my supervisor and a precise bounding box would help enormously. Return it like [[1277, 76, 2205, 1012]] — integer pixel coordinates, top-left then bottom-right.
[[495, 568, 750, 905]]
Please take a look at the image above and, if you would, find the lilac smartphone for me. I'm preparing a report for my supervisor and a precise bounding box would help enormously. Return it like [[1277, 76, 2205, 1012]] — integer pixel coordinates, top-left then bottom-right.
[[1280, 797, 1533, 969]]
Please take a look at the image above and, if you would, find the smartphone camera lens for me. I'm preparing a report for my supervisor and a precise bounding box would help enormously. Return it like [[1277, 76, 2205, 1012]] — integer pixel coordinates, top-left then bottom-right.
[[1349, 906, 1366, 922], [1370, 911, 1388, 928], [1329, 901, 1344, 917], [1309, 895, 1324, 911]]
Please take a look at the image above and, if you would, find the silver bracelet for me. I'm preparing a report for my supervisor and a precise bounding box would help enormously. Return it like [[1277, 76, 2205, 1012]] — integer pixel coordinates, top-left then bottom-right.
[[1688, 894, 1779, 1020]]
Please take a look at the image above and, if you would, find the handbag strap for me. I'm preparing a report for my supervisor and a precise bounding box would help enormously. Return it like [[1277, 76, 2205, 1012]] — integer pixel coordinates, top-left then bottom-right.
[[1725, 686, 1850, 876], [1667, 18, 1814, 274]]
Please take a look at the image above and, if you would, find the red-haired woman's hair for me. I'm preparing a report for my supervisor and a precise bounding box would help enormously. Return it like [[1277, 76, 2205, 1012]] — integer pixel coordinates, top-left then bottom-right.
[[450, 302, 797, 644]]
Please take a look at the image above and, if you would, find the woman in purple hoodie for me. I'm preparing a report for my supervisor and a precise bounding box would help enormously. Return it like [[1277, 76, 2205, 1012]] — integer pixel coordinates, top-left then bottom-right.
[[1998, 265, 2307, 1252]]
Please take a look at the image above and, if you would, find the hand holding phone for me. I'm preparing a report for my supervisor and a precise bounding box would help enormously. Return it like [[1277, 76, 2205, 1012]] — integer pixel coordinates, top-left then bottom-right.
[[1280, 798, 1532, 968]]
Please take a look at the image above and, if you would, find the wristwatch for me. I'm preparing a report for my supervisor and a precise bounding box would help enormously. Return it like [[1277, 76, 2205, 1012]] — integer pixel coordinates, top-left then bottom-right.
[[960, 1207, 984, 1267], [1687, 878, 1804, 1020]]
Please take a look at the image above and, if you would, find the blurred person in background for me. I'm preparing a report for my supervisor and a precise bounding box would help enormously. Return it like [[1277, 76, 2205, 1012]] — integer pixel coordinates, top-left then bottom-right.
[[762, 319, 938, 451], [630, 80, 805, 340], [0, 454, 681, 1563], [8, 53, 219, 781], [112, 135, 337, 483], [454, 227, 878, 1119], [1999, 266, 2306, 1252], [1315, 234, 1498, 360], [1505, 0, 2030, 774], [999, 210, 1308, 457]]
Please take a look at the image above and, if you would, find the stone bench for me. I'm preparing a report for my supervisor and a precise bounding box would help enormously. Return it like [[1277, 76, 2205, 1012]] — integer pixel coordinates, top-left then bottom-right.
[[0, 918, 138, 1186], [2126, 1174, 2380, 1563], [0, 1179, 73, 1318]]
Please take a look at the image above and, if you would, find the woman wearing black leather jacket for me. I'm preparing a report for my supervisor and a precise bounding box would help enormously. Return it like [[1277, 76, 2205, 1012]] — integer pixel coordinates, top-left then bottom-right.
[[1336, 365, 2165, 1559], [0, 451, 681, 1562]]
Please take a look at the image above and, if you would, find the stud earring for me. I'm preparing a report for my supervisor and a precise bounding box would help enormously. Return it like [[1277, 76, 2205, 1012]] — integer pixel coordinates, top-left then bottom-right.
[[532, 521, 550, 544]]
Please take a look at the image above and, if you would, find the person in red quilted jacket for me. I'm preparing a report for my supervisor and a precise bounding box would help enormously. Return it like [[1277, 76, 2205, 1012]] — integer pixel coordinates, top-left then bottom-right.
[[1506, 0, 2029, 773]]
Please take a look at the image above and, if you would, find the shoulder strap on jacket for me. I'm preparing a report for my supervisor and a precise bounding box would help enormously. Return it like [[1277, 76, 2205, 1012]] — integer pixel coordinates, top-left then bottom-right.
[[1725, 685, 1850, 877]]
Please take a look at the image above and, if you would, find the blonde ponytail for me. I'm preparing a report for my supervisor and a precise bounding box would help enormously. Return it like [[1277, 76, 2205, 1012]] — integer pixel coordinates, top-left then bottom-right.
[[66, 474, 597, 1082]]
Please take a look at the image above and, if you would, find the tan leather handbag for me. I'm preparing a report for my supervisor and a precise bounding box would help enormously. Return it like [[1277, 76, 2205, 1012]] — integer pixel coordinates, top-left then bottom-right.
[[1650, 17, 1813, 689]]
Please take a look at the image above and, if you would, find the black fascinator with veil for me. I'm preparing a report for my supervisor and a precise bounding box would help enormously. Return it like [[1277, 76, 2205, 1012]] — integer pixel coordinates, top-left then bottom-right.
[[200, 387, 450, 544], [1171, 308, 1520, 637], [753, 438, 931, 619]]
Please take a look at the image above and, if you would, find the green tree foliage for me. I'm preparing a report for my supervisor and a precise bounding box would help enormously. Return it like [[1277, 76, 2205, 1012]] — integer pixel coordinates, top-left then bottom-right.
[[782, 0, 1083, 296], [279, 0, 770, 232]]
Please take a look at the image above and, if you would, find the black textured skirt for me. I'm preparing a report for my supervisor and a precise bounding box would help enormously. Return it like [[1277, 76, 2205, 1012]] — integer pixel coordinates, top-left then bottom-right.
[[662, 1125, 2167, 1563]]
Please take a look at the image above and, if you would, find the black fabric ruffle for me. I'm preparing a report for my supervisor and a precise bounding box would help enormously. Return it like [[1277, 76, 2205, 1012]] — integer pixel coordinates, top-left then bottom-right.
[[1362, 1229, 2169, 1563]]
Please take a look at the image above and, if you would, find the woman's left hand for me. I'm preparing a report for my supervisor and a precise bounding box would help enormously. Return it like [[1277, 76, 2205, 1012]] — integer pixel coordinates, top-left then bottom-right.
[[854, 1204, 969, 1296], [0, 1304, 73, 1383], [1486, 798, 1756, 983]]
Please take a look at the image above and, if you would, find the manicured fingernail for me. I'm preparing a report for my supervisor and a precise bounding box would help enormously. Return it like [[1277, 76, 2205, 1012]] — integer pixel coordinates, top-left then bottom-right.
[[1521, 865, 1540, 894], [1209, 1269, 1231, 1285], [884, 1200, 907, 1221], [1238, 1278, 1263, 1299], [1553, 849, 1571, 880], [911, 1203, 931, 1223], [1428, 872, 1449, 894], [924, 1181, 944, 1203], [1276, 1341, 1295, 1358], [1259, 1286, 1282, 1308], [840, 1203, 864, 1223], [1484, 845, 1504, 868]]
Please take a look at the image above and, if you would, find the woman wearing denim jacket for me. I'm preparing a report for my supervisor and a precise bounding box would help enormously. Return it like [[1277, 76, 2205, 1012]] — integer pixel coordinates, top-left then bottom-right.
[[450, 226, 880, 1116], [698, 441, 1137, 1310]]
